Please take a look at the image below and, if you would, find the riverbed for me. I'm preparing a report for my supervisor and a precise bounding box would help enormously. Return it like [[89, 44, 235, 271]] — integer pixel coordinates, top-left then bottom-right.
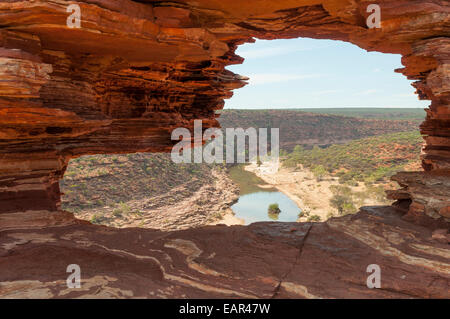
[[228, 165, 301, 225]]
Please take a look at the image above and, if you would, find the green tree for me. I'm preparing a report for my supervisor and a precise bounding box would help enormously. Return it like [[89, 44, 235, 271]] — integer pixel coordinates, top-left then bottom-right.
[[312, 165, 327, 181], [330, 195, 347, 215], [268, 203, 281, 214]]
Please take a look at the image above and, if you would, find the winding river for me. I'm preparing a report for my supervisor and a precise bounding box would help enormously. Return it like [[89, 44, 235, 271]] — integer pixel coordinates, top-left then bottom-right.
[[228, 165, 301, 225]]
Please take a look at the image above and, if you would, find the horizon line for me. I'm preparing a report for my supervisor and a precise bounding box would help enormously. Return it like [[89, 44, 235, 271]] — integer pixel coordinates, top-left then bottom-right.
[[221, 107, 426, 110]]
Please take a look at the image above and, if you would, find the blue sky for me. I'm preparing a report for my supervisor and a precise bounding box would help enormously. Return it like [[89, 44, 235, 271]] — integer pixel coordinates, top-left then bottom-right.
[[224, 38, 429, 109]]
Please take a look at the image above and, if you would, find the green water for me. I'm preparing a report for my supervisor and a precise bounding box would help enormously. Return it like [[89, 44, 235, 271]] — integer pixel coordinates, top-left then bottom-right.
[[228, 165, 301, 225]]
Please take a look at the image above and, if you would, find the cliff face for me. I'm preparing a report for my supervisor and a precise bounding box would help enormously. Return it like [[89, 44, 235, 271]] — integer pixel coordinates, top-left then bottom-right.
[[0, 0, 449, 299], [0, 0, 449, 218]]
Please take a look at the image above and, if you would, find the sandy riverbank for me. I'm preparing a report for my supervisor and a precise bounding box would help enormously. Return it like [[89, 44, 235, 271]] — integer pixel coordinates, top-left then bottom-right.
[[209, 211, 245, 226], [245, 161, 388, 222]]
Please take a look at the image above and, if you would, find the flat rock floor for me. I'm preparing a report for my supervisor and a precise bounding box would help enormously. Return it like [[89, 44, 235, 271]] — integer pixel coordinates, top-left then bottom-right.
[[0, 206, 448, 298]]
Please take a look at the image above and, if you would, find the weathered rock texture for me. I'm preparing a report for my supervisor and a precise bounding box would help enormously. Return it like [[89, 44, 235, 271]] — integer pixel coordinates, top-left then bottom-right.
[[0, 0, 449, 299], [0, 206, 448, 298], [0, 0, 449, 218]]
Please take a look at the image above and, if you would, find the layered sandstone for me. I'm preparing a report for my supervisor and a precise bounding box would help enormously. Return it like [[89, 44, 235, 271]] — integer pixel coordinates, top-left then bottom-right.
[[0, 0, 449, 299], [0, 206, 448, 298], [0, 0, 448, 217]]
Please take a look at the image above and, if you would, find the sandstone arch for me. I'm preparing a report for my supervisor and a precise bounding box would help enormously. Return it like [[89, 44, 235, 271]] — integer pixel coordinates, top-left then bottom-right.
[[0, 0, 448, 299], [0, 0, 448, 219]]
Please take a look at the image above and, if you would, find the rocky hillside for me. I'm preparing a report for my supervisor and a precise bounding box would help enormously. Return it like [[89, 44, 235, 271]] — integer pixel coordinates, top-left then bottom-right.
[[217, 109, 420, 151], [294, 108, 426, 121], [60, 154, 239, 230], [283, 130, 423, 183], [61, 153, 213, 213]]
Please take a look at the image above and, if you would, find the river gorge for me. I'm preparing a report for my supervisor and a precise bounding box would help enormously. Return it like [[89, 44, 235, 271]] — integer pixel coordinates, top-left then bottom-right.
[[228, 165, 301, 224]]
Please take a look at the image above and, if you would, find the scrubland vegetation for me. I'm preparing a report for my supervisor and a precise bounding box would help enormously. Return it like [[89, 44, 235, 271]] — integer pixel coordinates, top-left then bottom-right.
[[283, 131, 422, 183], [282, 131, 422, 216], [61, 153, 219, 214]]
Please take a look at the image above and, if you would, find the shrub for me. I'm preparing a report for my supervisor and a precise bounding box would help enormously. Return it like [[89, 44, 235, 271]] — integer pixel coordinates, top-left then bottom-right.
[[307, 215, 321, 222], [330, 192, 356, 215], [293, 145, 304, 154], [91, 214, 104, 224], [112, 202, 131, 217], [112, 209, 122, 217], [342, 202, 357, 215], [268, 203, 281, 214], [312, 165, 327, 181]]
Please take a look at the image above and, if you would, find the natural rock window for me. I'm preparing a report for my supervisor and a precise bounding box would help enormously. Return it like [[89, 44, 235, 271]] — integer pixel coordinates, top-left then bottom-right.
[[0, 0, 448, 299]]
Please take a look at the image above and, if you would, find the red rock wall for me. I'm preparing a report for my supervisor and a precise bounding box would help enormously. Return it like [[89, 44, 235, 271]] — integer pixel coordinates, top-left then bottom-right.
[[0, 0, 448, 220]]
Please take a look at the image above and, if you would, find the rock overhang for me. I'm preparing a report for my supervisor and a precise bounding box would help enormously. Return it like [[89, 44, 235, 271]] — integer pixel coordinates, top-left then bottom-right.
[[0, 0, 448, 218]]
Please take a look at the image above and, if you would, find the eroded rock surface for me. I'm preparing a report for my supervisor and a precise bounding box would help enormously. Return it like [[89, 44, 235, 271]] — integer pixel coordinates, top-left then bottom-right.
[[388, 170, 450, 221], [0, 0, 449, 216], [0, 206, 448, 298], [0, 0, 449, 299]]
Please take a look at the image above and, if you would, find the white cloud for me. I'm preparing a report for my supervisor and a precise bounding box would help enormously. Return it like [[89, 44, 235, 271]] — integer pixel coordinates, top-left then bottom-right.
[[392, 93, 416, 98], [354, 89, 378, 96], [311, 89, 341, 95], [238, 46, 309, 59], [248, 73, 323, 85], [236, 40, 333, 59]]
